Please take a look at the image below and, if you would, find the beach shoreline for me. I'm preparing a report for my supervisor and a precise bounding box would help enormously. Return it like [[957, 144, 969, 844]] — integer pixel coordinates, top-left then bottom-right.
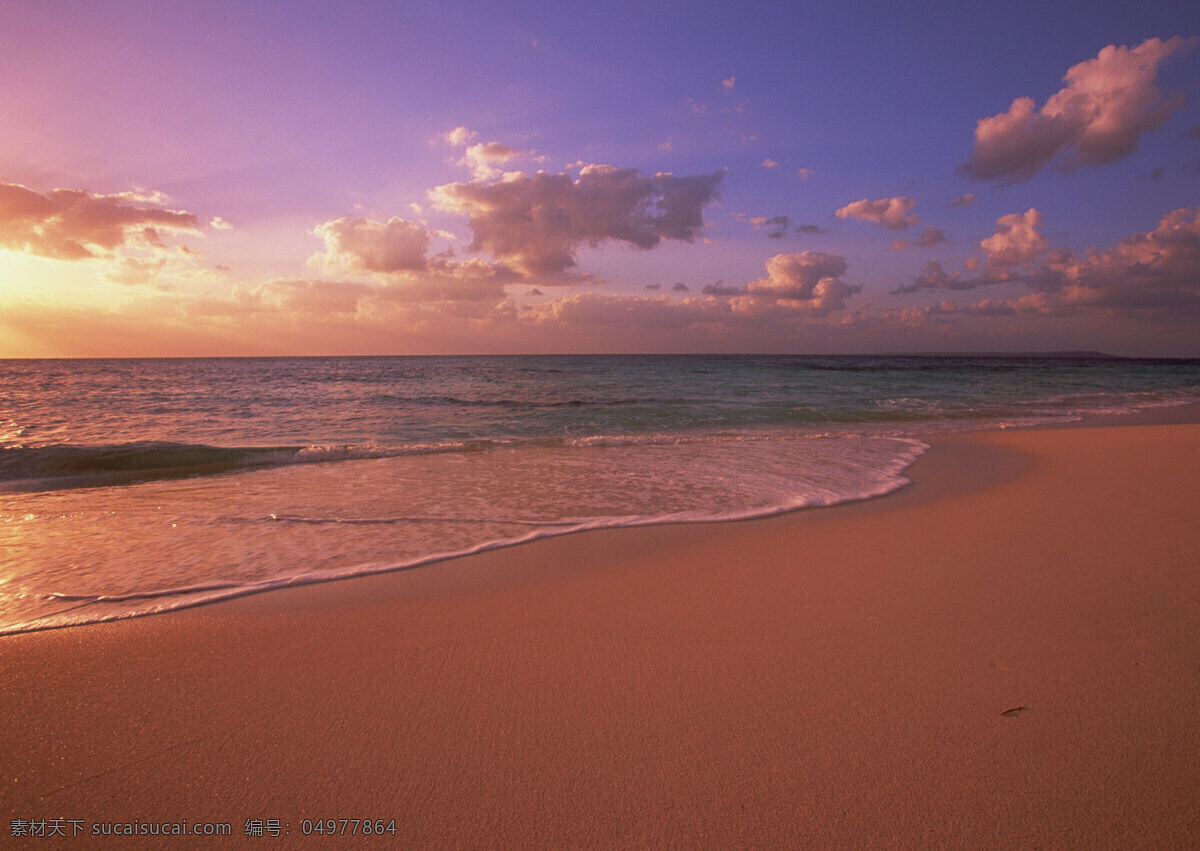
[[3, 405, 1199, 845]]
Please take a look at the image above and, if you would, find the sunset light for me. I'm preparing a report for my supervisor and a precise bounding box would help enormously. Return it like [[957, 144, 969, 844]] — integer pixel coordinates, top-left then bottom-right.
[[2, 2, 1198, 357], [4, 3, 1200, 846]]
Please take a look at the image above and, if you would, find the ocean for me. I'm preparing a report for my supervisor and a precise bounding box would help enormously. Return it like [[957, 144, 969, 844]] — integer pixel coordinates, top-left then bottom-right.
[[2, 354, 1197, 635]]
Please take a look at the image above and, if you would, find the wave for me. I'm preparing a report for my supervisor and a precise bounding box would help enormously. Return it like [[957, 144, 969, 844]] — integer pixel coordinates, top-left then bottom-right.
[[368, 393, 696, 409], [0, 432, 871, 491], [4, 384, 1193, 493], [0, 441, 432, 491], [0, 436, 930, 636]]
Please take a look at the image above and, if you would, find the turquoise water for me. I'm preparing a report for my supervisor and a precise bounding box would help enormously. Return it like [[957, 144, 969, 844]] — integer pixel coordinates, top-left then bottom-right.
[[1, 354, 1197, 633]]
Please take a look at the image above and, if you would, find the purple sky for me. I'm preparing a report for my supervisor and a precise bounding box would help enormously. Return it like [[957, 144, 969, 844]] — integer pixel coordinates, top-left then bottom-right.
[[2, 0, 1198, 356]]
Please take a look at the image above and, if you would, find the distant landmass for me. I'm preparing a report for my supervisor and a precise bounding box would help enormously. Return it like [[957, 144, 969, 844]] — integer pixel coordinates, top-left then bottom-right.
[[885, 351, 1120, 358]]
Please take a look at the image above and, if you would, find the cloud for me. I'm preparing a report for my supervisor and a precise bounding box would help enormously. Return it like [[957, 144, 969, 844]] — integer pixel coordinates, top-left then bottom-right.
[[429, 164, 723, 277], [795, 223, 827, 235], [960, 298, 1018, 317], [692, 253, 860, 312], [960, 37, 1193, 183], [979, 208, 1049, 280], [181, 279, 375, 317], [105, 256, 169, 289], [722, 77, 736, 91], [914, 226, 949, 248], [892, 210, 1052, 293], [892, 205, 1200, 318], [461, 141, 536, 180], [191, 257, 515, 324], [949, 193, 976, 207], [796, 168, 815, 179], [311, 216, 430, 274], [672, 282, 690, 292], [0, 181, 202, 261], [1058, 206, 1200, 312], [745, 252, 860, 310], [440, 127, 543, 179], [513, 252, 871, 345], [892, 259, 969, 294], [655, 172, 725, 239], [381, 257, 515, 304], [251, 279, 374, 314], [761, 158, 779, 168], [443, 126, 477, 146], [750, 215, 791, 238], [835, 196, 919, 230], [526, 292, 718, 331]]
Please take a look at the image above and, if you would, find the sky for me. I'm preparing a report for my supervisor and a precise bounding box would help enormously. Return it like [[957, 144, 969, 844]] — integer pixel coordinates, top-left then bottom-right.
[[1, 0, 1198, 357]]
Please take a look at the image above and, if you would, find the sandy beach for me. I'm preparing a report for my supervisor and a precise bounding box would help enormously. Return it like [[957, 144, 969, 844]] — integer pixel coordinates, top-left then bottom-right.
[[3, 408, 1198, 846]]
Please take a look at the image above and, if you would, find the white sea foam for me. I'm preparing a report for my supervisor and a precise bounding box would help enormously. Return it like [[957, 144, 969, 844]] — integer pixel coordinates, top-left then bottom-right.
[[0, 434, 928, 634]]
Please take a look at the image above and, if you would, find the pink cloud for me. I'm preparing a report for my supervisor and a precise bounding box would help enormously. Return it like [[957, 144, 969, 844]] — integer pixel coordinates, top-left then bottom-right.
[[429, 164, 723, 278], [311, 216, 431, 274], [0, 182, 202, 261], [749, 215, 790, 238], [892, 259, 967, 294], [381, 258, 517, 304], [914, 226, 949, 248], [527, 292, 720, 330], [461, 141, 535, 180], [253, 279, 374, 314], [894, 205, 1200, 318], [746, 252, 860, 311], [979, 208, 1050, 280], [105, 256, 170, 289], [960, 37, 1193, 182], [440, 128, 543, 179], [443, 126, 477, 146], [896, 209, 1058, 293], [186, 279, 374, 317], [835, 196, 919, 230], [1059, 206, 1200, 312]]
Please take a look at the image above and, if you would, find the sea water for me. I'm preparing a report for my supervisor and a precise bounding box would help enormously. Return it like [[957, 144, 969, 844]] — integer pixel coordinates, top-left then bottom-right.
[[1, 354, 1197, 634]]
